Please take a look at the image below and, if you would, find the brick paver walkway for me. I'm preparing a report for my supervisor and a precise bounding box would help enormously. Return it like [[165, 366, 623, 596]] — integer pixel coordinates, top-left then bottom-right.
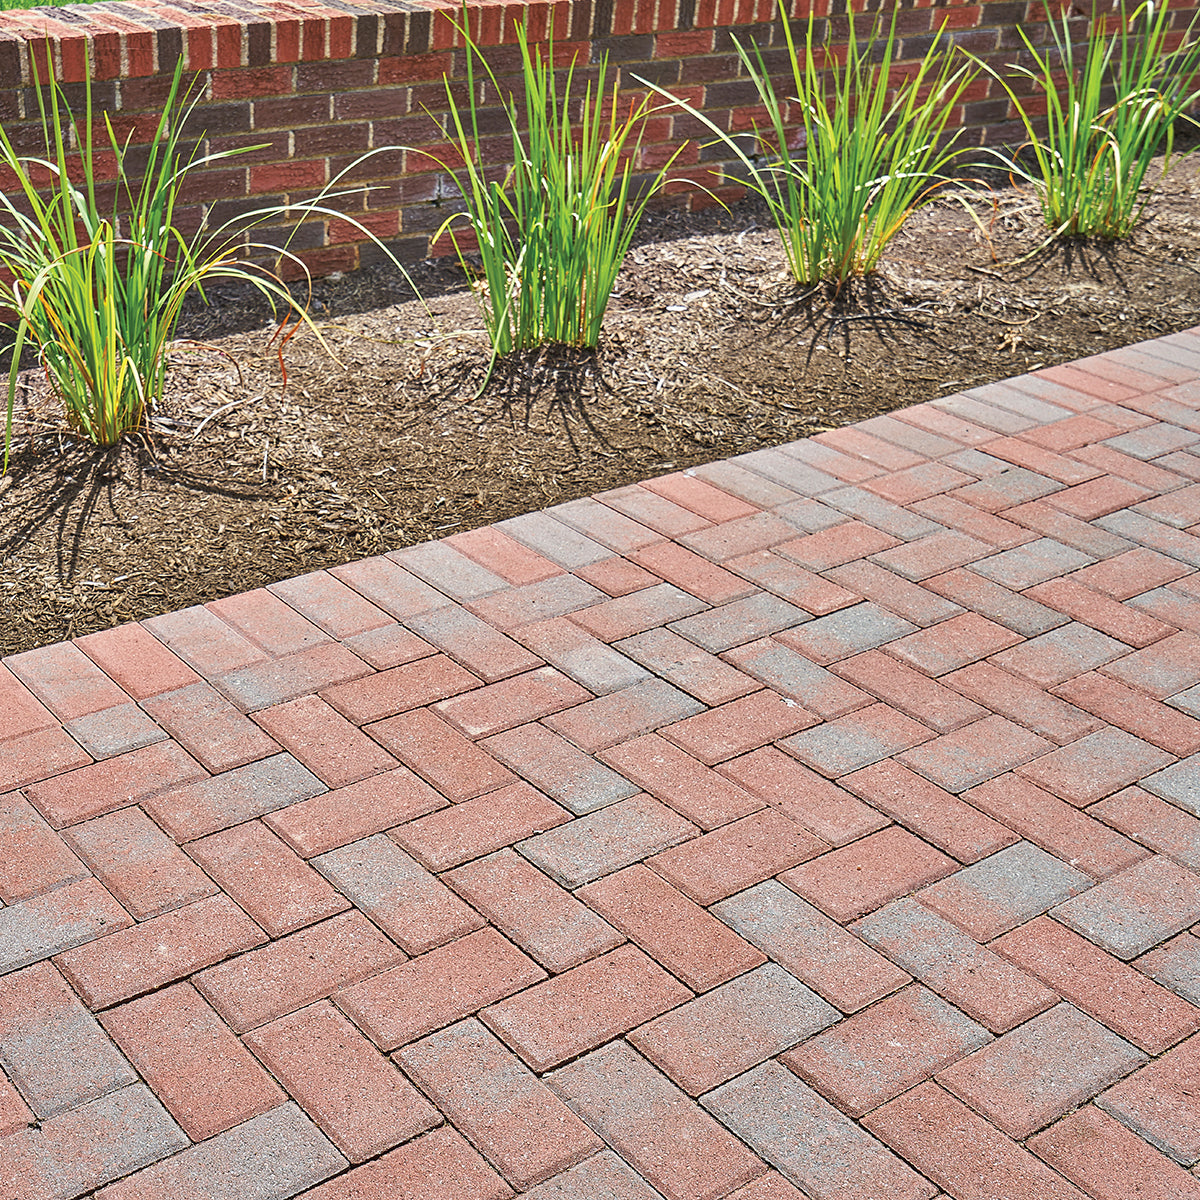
[[4, 332, 1200, 1199]]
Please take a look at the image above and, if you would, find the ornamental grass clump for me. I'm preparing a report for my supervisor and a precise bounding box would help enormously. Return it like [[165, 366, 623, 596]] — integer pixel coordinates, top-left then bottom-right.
[[982, 1, 1200, 242], [642, 10, 976, 287], [430, 22, 685, 357]]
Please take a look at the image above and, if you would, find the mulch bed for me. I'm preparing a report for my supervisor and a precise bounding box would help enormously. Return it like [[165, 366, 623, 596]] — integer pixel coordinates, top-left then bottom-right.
[[4, 162, 1200, 656]]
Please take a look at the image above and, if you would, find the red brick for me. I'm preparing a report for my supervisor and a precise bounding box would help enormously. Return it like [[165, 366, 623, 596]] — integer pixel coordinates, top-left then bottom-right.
[[0, 877, 132, 975], [1102, 629, 1200, 698], [994, 916, 1200, 1054], [863, 1083, 1091, 1200], [661, 690, 817, 765], [1092, 786, 1200, 872], [577, 864, 765, 992], [320, 654, 479, 725], [864, 463, 974, 505], [300, 1126, 511, 1200], [780, 827, 957, 923], [217, 642, 375, 711], [895, 403, 998, 446], [647, 809, 827, 905], [965, 774, 1148, 879], [679, 512, 802, 562], [0, 726, 94, 792], [821, 561, 958, 627], [629, 541, 759, 605], [24, 741, 206, 829], [1025, 578, 1174, 648], [207, 587, 330, 656], [245, 1001, 441, 1162], [0, 1073, 32, 1135], [716, 1173, 807, 1200], [1015, 727, 1173, 807], [1047, 475, 1156, 519], [265, 766, 447, 857], [5, 642, 128, 722], [543, 679, 704, 753], [141, 682, 280, 773], [775, 520, 900, 571], [574, 556, 662, 597], [979, 435, 1102, 484], [75, 622, 201, 699], [784, 983, 991, 1117], [432, 667, 590, 738], [389, 781, 570, 871], [642, 471, 760, 523], [1072, 442, 1189, 491], [1069, 547, 1191, 599], [568, 583, 708, 643], [0, 791, 89, 903], [142, 604, 268, 677], [1028, 1103, 1200, 1200], [408, 606, 543, 683], [942, 660, 1103, 744], [480, 944, 691, 1072], [65, 806, 216, 919], [269, 570, 395, 639], [720, 746, 889, 846], [187, 821, 349, 936], [336, 927, 546, 1052], [885, 612, 1023, 677], [448, 525, 563, 584], [0, 664, 57, 740], [99, 983, 284, 1140], [722, 636, 873, 717], [726, 550, 859, 616], [444, 848, 624, 973], [253, 694, 398, 787], [832, 650, 986, 732], [617, 628, 760, 706], [343, 623, 436, 670], [1056, 671, 1200, 756], [396, 1019, 603, 1188], [870, 530, 995, 582]]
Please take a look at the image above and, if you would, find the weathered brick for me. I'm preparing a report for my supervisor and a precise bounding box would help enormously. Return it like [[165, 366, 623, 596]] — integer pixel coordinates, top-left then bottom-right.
[[721, 638, 871, 718], [896, 715, 1052, 793], [468, 574, 606, 631], [1136, 931, 1200, 1006], [782, 702, 935, 779], [433, 667, 591, 739], [884, 612, 1022, 677], [774, 602, 918, 666], [269, 569, 395, 639], [726, 550, 859, 616], [0, 791, 89, 903], [407, 605, 544, 684], [142, 604, 268, 677], [1055, 670, 1200, 756], [390, 540, 510, 601], [925, 567, 1068, 637], [63, 703, 167, 760], [448, 525, 564, 585], [519, 1150, 665, 1200], [1014, 728, 1174, 807], [208, 587, 331, 655], [0, 878, 132, 977], [321, 654, 481, 725], [75, 622, 201, 699], [5, 642, 128, 723], [629, 541, 760, 606]]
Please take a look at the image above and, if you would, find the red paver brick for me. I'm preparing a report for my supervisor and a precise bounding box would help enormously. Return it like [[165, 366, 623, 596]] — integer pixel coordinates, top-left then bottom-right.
[[142, 604, 269, 677], [1057, 672, 1200, 757], [863, 1082, 1091, 1200], [216, 642, 378, 711], [549, 1040, 767, 1200], [0, 877, 133, 975], [56, 893, 266, 1009], [909, 494, 1035, 548], [140, 682, 279, 773], [514, 617, 649, 694], [603, 733, 764, 829], [897, 715, 1052, 793], [1030, 1103, 1200, 1200], [832, 649, 986, 732], [195, 909, 406, 1033], [432, 667, 591, 738], [943, 660, 1104, 744], [989, 621, 1131, 689], [24, 740, 206, 829], [0, 1073, 32, 1135], [1004, 497, 1136, 559], [301, 1125, 512, 1200], [822, 560, 964, 626], [1068, 442, 1186, 492], [245, 1001, 440, 1162], [647, 808, 827, 905], [481, 944, 691, 1071], [660, 691, 817, 766], [321, 654, 481, 725], [924, 566, 1068, 637], [390, 781, 569, 871], [577, 864, 765, 991], [408, 606, 544, 683], [330, 555, 450, 619], [679, 511, 804, 563], [775, 520, 901, 571], [99, 982, 284, 1140], [1023, 412, 1124, 450], [342, 622, 435, 669], [265, 766, 446, 857], [935, 1002, 1146, 1137], [449, 525, 564, 584], [397, 1018, 603, 1188], [979, 435, 1101, 484], [5, 643, 129, 723], [187, 820, 349, 936], [643, 471, 761, 522], [995, 915, 1200, 1053], [895, 402, 1004, 445], [966, 773, 1148, 879], [1048, 474, 1156, 519], [1101, 629, 1200, 698], [468, 575, 607, 632], [336, 926, 546, 1052], [65, 806, 216, 919], [840, 759, 1017, 863], [1099, 1031, 1200, 1165], [617, 628, 760, 706], [784, 983, 991, 1117], [724, 1173, 809, 1200], [0, 790, 89, 903], [1025, 578, 1174, 648], [574, 555, 662, 596], [864, 463, 974, 505], [1015, 727, 1174, 806], [445, 848, 624, 972], [629, 541, 759, 605], [569, 583, 709, 643], [74, 622, 201, 699], [726, 550, 859, 616], [0, 665, 57, 741], [817, 425, 928, 469], [544, 678, 705, 753], [389, 541, 510, 602], [869, 530, 994, 583], [721, 746, 889, 846], [1092, 785, 1200, 871], [780, 827, 957, 922], [269, 570, 394, 639], [1070, 546, 1192, 599], [0, 726, 93, 792], [885, 612, 1023, 677], [208, 587, 331, 655]]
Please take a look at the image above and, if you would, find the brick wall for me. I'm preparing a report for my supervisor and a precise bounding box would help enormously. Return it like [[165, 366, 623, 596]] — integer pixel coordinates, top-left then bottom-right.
[[0, 0, 1196, 278]]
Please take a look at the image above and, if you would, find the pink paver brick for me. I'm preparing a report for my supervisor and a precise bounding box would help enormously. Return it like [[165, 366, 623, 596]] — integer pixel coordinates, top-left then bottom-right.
[[5, 642, 129, 723], [1056, 670, 1200, 756], [980, 435, 1102, 484], [647, 808, 827, 905], [840, 759, 1017, 864], [784, 983, 991, 1117], [321, 654, 481, 725], [0, 791, 90, 902], [142, 604, 268, 676], [994, 916, 1200, 1054], [98, 983, 284, 1140], [832, 649, 986, 732], [389, 781, 570, 871], [24, 740, 206, 829], [603, 733, 765, 829], [253, 694, 398, 787], [775, 520, 901, 570], [724, 1172, 808, 1200], [1023, 412, 1124, 450], [720, 746, 889, 846], [74, 622, 201, 699], [1014, 727, 1174, 806], [368, 707, 515, 799], [816, 425, 926, 469], [629, 541, 760, 605], [215, 641, 376, 711], [186, 820, 349, 936], [342, 622, 435, 669], [396, 1019, 603, 1189], [1099, 1031, 1200, 1166], [909, 494, 1035, 548], [864, 463, 974, 505], [407, 606, 543, 683], [336, 926, 546, 1052], [513, 617, 648, 694], [549, 1040, 767, 1200], [822, 560, 962, 627], [245, 1001, 441, 1162], [56, 893, 267, 1009], [659, 690, 817, 765], [679, 511, 804, 563], [264, 766, 446, 857], [269, 570, 394, 639], [1048, 475, 1156, 519], [1092, 786, 1200, 872], [884, 612, 1023, 677], [1032, 1104, 1200, 1200], [481, 944, 691, 1072], [780, 826, 957, 922], [965, 773, 1148, 879], [432, 667, 591, 738], [444, 848, 625, 973], [863, 1082, 1091, 1200], [195, 909, 407, 1033], [726, 550, 859, 616], [896, 714, 1052, 793], [642, 471, 761, 523], [449, 525, 564, 584], [1025, 578, 1175, 648], [65, 806, 217, 919], [208, 587, 331, 655], [543, 678, 704, 753], [1069, 546, 1192, 599], [0, 726, 93, 792], [141, 682, 280, 773], [869, 530, 994, 582], [576, 864, 766, 991]]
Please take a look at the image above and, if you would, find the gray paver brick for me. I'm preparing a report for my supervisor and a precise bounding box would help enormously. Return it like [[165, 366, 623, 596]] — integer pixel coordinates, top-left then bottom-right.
[[669, 593, 812, 653], [821, 485, 946, 540], [388, 541, 509, 600], [971, 538, 1096, 590], [521, 1150, 666, 1200], [776, 602, 919, 665], [0, 878, 131, 976], [1136, 932, 1200, 1006], [497, 511, 613, 567]]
